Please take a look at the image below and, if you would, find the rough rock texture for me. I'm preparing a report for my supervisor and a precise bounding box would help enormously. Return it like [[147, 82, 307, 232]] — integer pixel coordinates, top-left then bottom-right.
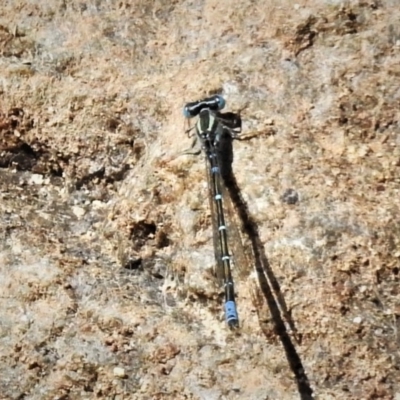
[[0, 0, 399, 399]]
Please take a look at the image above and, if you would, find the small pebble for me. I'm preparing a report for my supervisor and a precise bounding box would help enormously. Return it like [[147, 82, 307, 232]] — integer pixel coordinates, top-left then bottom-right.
[[113, 367, 126, 378], [92, 200, 105, 210], [265, 118, 274, 125], [374, 328, 383, 336], [72, 206, 85, 219], [29, 174, 44, 185]]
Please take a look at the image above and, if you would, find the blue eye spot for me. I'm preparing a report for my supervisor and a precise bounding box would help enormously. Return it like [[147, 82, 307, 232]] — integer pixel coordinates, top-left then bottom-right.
[[183, 106, 192, 118], [216, 95, 225, 111]]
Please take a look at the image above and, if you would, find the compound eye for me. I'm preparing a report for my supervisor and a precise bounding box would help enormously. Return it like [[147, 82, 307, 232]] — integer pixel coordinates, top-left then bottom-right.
[[183, 105, 193, 118], [215, 95, 226, 111]]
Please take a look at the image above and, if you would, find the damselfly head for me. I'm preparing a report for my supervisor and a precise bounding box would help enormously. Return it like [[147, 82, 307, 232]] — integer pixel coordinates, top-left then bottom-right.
[[183, 94, 226, 119]]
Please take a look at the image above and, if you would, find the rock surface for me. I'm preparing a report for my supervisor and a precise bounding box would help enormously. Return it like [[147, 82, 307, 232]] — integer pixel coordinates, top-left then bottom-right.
[[0, 1, 399, 399]]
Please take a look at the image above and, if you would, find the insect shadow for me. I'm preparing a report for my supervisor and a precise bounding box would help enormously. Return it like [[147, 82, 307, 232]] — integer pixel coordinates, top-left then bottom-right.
[[217, 111, 314, 400]]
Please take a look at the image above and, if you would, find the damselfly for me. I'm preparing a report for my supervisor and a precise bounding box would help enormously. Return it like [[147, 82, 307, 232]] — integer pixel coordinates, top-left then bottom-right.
[[183, 95, 246, 328]]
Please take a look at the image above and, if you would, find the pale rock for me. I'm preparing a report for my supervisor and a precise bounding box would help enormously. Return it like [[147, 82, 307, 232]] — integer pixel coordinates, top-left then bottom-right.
[[113, 367, 126, 378], [72, 206, 86, 219], [29, 174, 44, 185]]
